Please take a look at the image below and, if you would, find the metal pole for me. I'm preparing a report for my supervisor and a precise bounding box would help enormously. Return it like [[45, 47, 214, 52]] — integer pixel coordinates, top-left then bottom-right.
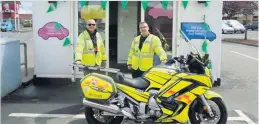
[[175, 1, 181, 56], [14, 1, 17, 31], [0, 1, 2, 37], [140, 2, 144, 22], [172, 1, 177, 57], [17, 3, 20, 30], [20, 43, 28, 76], [105, 2, 109, 76], [105, 2, 109, 68]]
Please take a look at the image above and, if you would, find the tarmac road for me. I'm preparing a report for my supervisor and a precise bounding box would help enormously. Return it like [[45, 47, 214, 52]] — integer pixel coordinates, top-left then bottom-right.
[[222, 30, 258, 40]]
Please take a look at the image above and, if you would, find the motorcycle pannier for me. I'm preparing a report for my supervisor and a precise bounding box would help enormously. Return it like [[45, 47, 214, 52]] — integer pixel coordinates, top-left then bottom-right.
[[80, 73, 117, 103]]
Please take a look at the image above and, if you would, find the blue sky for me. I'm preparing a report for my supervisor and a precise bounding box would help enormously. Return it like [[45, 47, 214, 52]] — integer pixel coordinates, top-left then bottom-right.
[[20, 1, 32, 14]]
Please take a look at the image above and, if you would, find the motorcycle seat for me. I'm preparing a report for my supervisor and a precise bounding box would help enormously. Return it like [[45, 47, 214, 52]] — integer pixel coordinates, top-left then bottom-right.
[[115, 73, 150, 90]]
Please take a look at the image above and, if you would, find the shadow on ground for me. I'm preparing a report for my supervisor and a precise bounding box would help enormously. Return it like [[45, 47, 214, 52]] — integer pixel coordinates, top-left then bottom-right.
[[2, 78, 82, 104], [33, 104, 85, 124]]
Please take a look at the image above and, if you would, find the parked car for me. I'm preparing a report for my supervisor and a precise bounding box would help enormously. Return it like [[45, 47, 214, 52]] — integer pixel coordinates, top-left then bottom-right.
[[245, 21, 258, 30], [22, 20, 33, 27], [1, 22, 13, 32], [224, 20, 246, 33], [222, 23, 234, 34]]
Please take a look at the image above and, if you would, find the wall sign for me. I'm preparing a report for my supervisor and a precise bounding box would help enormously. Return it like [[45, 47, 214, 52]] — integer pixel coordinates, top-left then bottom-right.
[[38, 22, 69, 40], [2, 2, 19, 13], [181, 22, 216, 41]]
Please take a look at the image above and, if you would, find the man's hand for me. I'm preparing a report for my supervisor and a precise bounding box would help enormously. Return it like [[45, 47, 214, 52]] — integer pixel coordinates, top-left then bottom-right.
[[161, 59, 167, 64], [75, 60, 81, 65], [127, 65, 132, 70]]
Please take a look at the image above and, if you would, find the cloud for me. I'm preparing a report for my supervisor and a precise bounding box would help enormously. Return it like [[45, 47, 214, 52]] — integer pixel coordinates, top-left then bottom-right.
[[21, 1, 32, 8], [19, 1, 32, 14]]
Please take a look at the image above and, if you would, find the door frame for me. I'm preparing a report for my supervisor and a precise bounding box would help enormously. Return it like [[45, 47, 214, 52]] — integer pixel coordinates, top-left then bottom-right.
[[72, 1, 110, 79]]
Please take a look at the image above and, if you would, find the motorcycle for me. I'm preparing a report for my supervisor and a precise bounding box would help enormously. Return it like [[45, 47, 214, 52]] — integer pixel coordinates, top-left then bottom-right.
[[73, 31, 228, 124]]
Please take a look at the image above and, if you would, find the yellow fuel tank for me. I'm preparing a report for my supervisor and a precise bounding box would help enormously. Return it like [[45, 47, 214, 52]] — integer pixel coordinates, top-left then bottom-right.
[[143, 66, 178, 91]]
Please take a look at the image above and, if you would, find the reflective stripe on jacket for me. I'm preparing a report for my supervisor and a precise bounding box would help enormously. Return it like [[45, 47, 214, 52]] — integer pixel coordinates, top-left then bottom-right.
[[127, 34, 167, 71], [75, 31, 106, 66]]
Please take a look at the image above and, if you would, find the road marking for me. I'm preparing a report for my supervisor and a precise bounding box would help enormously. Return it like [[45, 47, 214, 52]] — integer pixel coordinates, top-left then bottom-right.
[[230, 51, 258, 61], [8, 112, 249, 122], [228, 117, 244, 121], [9, 113, 85, 119], [235, 110, 256, 124]]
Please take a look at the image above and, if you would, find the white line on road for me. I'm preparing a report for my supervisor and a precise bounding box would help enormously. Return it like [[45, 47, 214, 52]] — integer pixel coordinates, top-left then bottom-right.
[[9, 113, 85, 119], [8, 113, 247, 122], [228, 117, 244, 121], [235, 110, 256, 124], [230, 51, 258, 61]]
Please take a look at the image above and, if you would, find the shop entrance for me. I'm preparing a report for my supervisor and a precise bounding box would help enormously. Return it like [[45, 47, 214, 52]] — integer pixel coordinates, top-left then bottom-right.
[[109, 1, 141, 70]]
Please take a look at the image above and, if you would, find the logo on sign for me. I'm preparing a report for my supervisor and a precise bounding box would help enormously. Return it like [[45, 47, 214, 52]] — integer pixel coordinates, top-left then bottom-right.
[[38, 22, 69, 40], [181, 22, 216, 41]]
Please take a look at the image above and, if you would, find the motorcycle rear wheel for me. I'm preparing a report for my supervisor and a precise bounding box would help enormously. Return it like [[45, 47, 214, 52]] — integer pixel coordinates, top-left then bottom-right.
[[85, 107, 123, 124], [189, 98, 228, 124]]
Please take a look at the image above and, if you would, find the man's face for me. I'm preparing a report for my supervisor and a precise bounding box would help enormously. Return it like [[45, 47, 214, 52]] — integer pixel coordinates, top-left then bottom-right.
[[139, 23, 149, 34], [87, 20, 96, 32]]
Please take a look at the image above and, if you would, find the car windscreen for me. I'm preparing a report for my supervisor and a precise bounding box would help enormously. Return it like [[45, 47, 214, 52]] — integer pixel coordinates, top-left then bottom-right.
[[222, 23, 228, 27]]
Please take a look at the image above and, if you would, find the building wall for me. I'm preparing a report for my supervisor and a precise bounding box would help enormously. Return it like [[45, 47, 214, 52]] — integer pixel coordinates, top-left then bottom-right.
[[177, 1, 223, 80], [32, 1, 73, 78], [237, 15, 257, 24], [32, 1, 223, 79]]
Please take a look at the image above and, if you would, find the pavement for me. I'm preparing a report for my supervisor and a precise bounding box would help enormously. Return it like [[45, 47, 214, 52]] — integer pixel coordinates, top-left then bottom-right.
[[222, 30, 258, 41], [222, 30, 258, 47], [1, 39, 258, 124]]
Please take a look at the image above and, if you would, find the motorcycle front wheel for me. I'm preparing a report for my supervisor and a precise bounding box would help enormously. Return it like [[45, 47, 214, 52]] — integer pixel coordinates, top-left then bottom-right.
[[85, 107, 123, 124], [189, 98, 228, 124]]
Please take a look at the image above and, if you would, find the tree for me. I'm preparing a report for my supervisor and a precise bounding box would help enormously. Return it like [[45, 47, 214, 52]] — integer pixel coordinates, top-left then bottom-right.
[[223, 1, 242, 19], [223, 1, 258, 19], [223, 1, 258, 40], [240, 1, 258, 40]]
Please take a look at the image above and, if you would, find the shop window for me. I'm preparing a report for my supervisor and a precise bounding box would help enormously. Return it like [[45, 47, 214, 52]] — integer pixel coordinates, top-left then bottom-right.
[[145, 1, 173, 51], [78, 1, 106, 40]]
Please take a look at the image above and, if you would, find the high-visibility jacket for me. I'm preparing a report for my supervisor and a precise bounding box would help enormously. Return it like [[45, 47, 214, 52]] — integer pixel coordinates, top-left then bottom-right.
[[75, 31, 107, 66], [127, 34, 167, 71]]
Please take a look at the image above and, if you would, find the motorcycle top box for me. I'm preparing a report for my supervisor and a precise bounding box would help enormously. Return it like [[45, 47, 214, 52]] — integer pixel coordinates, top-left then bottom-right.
[[80, 73, 117, 103]]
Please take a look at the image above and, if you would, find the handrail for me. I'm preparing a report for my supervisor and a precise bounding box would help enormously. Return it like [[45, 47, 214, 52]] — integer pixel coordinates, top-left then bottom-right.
[[20, 42, 28, 77]]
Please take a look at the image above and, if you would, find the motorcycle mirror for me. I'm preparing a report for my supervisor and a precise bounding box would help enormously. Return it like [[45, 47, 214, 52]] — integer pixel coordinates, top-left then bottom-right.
[[202, 54, 210, 66]]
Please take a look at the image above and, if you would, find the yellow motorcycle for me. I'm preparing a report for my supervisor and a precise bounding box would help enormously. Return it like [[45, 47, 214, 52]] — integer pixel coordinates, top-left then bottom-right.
[[74, 36, 227, 124]]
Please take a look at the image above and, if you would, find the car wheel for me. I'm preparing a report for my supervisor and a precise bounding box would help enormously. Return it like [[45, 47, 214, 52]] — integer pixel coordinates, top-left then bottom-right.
[[222, 30, 224, 34]]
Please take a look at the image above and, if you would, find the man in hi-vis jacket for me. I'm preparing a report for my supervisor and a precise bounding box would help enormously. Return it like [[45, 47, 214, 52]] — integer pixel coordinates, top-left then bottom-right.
[[75, 19, 107, 74], [127, 22, 167, 78]]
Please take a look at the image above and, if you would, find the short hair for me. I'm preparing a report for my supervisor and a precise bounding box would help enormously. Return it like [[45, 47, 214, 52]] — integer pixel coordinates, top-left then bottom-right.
[[139, 22, 147, 26], [86, 19, 96, 24]]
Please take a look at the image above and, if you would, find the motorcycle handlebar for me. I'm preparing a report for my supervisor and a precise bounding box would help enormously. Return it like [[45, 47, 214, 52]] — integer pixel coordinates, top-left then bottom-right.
[[166, 56, 186, 65], [70, 64, 120, 73]]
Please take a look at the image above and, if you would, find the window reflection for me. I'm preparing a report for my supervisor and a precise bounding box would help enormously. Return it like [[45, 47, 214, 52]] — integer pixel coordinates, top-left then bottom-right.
[[145, 1, 173, 51], [78, 1, 106, 40]]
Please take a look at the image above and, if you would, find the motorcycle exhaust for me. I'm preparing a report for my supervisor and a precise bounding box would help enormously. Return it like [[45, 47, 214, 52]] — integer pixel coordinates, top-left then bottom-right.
[[83, 99, 136, 119], [83, 98, 121, 114]]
